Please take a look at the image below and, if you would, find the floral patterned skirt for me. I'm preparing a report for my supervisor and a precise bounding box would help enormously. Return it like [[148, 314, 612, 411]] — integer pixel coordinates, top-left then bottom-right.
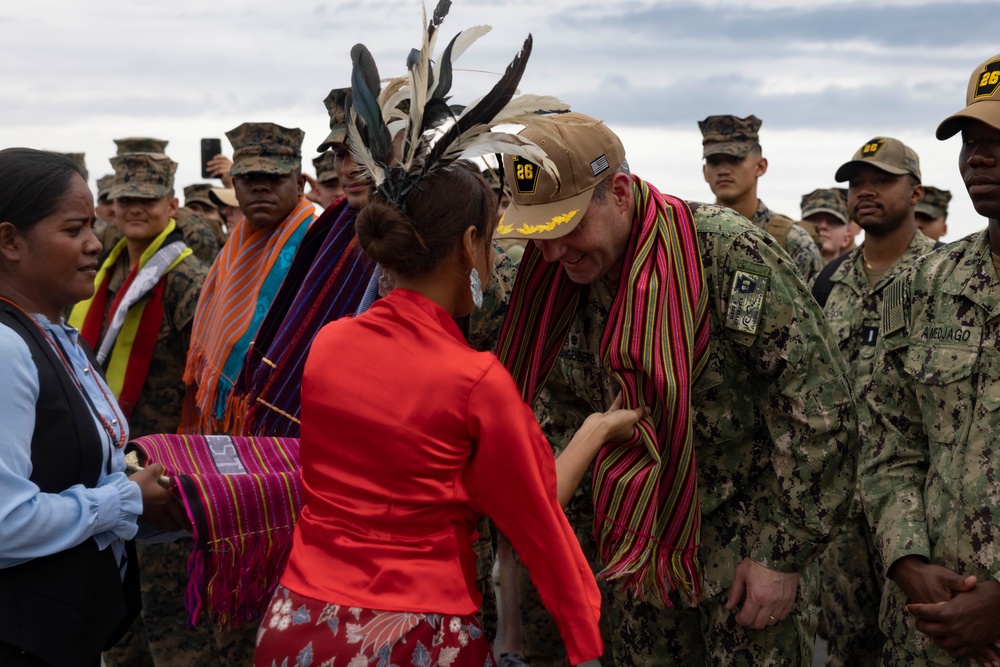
[[255, 584, 495, 667]]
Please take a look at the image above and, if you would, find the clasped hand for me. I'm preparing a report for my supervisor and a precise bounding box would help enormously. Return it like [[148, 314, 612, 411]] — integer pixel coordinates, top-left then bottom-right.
[[726, 558, 799, 630], [130, 463, 191, 533]]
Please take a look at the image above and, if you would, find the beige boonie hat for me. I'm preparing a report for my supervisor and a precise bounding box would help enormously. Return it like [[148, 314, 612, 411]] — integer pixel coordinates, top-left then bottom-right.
[[96, 174, 114, 200], [209, 187, 239, 208], [801, 188, 848, 224], [114, 137, 169, 155], [496, 112, 626, 240], [915, 186, 952, 218], [184, 183, 216, 208], [698, 114, 762, 159], [937, 53, 1000, 139], [316, 88, 351, 152], [109, 152, 177, 200], [227, 122, 304, 176], [312, 151, 339, 183], [835, 136, 921, 183]]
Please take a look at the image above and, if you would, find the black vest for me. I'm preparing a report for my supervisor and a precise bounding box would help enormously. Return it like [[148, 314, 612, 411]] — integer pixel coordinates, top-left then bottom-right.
[[0, 305, 140, 666]]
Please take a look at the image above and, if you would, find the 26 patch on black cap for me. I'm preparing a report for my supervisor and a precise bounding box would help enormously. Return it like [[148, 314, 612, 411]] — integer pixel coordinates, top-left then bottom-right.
[[975, 59, 1000, 99], [512, 156, 540, 195]]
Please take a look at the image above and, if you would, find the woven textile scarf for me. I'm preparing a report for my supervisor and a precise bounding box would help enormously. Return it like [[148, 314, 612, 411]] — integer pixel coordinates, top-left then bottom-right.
[[496, 175, 709, 604], [230, 199, 375, 437], [182, 198, 313, 433], [69, 221, 191, 418], [129, 433, 302, 628]]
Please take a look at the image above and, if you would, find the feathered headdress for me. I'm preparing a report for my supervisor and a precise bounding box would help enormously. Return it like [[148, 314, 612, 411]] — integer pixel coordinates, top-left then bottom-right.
[[347, 0, 577, 208]]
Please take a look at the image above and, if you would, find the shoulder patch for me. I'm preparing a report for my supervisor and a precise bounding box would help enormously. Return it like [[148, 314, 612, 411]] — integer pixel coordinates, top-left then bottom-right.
[[882, 278, 906, 337], [726, 268, 769, 335]]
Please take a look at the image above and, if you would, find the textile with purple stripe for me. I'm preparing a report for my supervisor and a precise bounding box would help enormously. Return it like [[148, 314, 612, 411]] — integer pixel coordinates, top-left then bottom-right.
[[129, 433, 302, 628], [231, 198, 375, 437], [495, 175, 710, 604]]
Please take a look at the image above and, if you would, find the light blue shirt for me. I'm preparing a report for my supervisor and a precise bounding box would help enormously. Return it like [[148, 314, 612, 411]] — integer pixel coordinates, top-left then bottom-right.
[[0, 315, 141, 570]]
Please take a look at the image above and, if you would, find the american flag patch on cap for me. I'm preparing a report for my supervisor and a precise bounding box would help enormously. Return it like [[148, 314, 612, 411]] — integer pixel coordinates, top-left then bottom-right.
[[591, 154, 610, 176]]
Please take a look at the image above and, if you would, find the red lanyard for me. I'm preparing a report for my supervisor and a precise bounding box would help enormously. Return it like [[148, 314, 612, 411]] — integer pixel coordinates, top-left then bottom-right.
[[0, 297, 126, 448]]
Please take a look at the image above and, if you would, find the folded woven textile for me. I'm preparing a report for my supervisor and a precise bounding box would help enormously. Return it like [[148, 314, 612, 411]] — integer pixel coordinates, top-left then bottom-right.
[[129, 434, 302, 628]]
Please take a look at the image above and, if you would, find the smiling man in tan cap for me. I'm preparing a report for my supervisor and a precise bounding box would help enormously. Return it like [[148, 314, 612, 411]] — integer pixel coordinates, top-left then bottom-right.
[[493, 111, 855, 667], [861, 52, 1000, 667]]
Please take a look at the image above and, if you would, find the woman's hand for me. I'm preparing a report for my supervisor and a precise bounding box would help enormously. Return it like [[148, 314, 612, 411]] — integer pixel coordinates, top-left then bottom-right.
[[131, 463, 190, 532], [583, 393, 648, 444]]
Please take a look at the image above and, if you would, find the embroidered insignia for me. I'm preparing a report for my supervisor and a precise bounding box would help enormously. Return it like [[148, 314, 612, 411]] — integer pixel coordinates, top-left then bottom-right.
[[726, 269, 769, 335], [512, 156, 540, 195], [861, 138, 886, 158], [975, 59, 1000, 99], [882, 279, 906, 336], [590, 154, 610, 177]]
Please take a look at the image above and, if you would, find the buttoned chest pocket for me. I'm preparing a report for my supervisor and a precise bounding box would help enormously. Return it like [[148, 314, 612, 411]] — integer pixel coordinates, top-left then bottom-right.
[[904, 344, 979, 445]]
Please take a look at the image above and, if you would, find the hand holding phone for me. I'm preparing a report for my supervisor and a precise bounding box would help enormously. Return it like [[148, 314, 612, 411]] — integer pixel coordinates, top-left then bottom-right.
[[200, 138, 222, 179]]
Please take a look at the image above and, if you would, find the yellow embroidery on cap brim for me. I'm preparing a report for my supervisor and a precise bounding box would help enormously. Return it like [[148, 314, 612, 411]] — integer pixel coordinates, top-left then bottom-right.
[[516, 210, 579, 236]]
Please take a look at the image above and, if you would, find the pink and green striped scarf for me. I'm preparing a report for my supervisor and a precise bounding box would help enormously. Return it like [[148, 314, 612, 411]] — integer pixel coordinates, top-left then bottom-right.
[[496, 175, 709, 604], [129, 433, 302, 628]]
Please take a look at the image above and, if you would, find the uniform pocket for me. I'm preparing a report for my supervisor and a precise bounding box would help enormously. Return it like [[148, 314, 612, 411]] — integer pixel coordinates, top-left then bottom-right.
[[903, 343, 978, 444]]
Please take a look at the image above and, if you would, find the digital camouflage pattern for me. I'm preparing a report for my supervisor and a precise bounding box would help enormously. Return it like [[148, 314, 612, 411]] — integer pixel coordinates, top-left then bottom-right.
[[316, 87, 351, 152], [818, 231, 936, 667], [510, 202, 856, 665], [312, 150, 339, 183], [915, 185, 953, 220], [109, 152, 177, 200], [861, 229, 1000, 665], [174, 208, 221, 265], [698, 114, 762, 158], [97, 174, 115, 200], [184, 183, 216, 209], [801, 188, 849, 225], [56, 151, 88, 181], [754, 199, 824, 282], [227, 122, 303, 176], [115, 136, 169, 155]]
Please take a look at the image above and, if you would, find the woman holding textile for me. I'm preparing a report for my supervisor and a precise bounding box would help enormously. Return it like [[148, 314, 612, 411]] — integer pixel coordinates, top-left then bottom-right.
[[0, 148, 184, 667]]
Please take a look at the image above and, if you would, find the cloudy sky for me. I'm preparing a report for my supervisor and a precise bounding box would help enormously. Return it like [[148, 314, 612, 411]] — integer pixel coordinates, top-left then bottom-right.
[[1, 0, 993, 241]]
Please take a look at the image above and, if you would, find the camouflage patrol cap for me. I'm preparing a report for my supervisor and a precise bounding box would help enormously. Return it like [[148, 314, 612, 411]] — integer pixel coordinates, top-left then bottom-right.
[[698, 115, 762, 158], [497, 112, 626, 240], [937, 53, 1000, 139], [834, 137, 921, 183], [915, 186, 952, 219], [312, 151, 339, 183], [56, 153, 88, 181], [96, 174, 114, 200], [227, 122, 304, 176], [316, 88, 351, 152], [801, 188, 848, 224], [184, 183, 216, 208], [109, 152, 177, 200], [114, 137, 169, 155]]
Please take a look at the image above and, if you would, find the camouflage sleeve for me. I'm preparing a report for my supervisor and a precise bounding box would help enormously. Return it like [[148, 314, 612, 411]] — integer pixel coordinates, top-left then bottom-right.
[[785, 223, 824, 283], [858, 273, 931, 575], [182, 216, 221, 266], [718, 224, 857, 572], [468, 240, 516, 352]]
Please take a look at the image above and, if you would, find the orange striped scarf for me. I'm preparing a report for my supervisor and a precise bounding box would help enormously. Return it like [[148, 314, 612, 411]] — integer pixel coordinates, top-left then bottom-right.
[[496, 176, 709, 604], [182, 197, 313, 434]]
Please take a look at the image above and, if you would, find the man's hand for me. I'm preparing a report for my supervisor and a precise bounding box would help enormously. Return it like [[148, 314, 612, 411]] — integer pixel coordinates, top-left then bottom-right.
[[725, 558, 799, 629], [206, 154, 234, 188], [907, 580, 1000, 665], [889, 555, 975, 605]]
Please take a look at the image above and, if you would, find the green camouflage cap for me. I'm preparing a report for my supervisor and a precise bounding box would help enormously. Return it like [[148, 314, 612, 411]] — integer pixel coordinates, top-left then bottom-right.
[[938, 53, 1000, 139], [698, 114, 762, 158], [835, 136, 921, 183], [915, 185, 952, 218], [184, 183, 217, 208], [56, 152, 88, 181], [114, 137, 169, 155], [96, 174, 114, 200], [227, 122, 304, 176], [801, 188, 848, 224], [312, 151, 339, 183], [316, 88, 351, 152], [109, 152, 177, 200]]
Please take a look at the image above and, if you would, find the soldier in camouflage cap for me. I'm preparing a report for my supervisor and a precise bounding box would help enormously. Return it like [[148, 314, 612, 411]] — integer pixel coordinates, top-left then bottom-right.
[[225, 122, 307, 232], [94, 173, 121, 250], [861, 51, 1000, 667], [114, 136, 169, 155], [495, 112, 856, 666], [699, 114, 824, 281], [304, 151, 344, 209], [182, 183, 227, 246], [802, 187, 858, 264], [914, 185, 952, 241], [315, 87, 371, 210]]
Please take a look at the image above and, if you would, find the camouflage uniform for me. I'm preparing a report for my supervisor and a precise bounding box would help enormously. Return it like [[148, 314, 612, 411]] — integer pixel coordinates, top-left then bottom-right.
[[754, 199, 824, 282], [515, 202, 856, 666], [174, 207, 221, 265], [184, 183, 229, 248], [860, 230, 1000, 666], [818, 232, 937, 667]]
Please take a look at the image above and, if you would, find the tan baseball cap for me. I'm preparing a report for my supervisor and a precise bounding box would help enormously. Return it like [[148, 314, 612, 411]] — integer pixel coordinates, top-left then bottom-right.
[[834, 137, 921, 183], [496, 113, 626, 240], [937, 53, 1000, 140]]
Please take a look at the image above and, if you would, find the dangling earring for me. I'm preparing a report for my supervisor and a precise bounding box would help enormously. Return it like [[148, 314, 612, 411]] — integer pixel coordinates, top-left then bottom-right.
[[469, 267, 484, 309]]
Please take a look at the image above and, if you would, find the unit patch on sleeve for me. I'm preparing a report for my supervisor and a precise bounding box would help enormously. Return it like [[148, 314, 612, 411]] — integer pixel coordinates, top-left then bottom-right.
[[726, 269, 769, 335]]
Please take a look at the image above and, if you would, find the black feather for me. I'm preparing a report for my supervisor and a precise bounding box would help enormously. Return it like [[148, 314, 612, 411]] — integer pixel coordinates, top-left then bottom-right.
[[430, 30, 462, 101], [350, 44, 394, 167], [428, 0, 452, 42]]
